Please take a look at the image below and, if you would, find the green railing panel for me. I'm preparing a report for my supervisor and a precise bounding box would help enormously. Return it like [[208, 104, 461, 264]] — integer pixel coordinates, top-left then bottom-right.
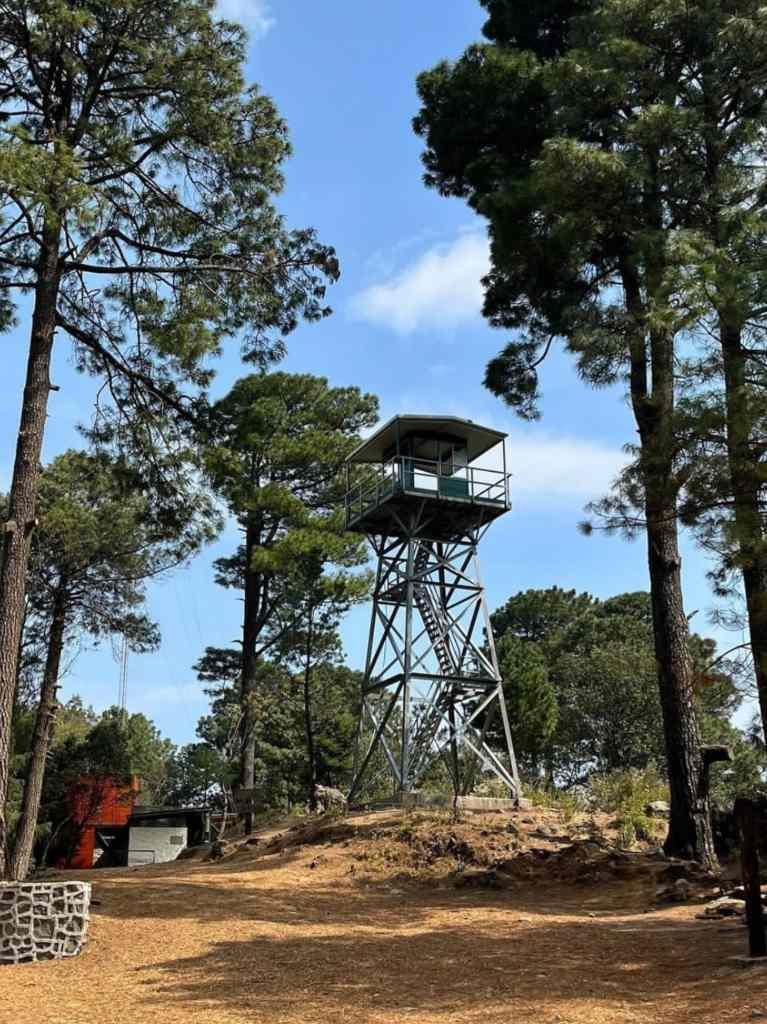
[[438, 476, 470, 499]]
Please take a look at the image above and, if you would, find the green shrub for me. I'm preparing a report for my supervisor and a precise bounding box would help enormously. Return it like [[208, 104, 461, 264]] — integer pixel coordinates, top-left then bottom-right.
[[474, 777, 514, 799], [523, 783, 586, 822], [587, 766, 668, 848], [616, 820, 638, 849], [587, 764, 667, 812]]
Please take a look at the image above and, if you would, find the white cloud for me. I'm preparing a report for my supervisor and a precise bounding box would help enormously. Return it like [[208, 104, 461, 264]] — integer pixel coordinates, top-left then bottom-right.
[[361, 391, 626, 502], [508, 434, 627, 500], [349, 231, 489, 334], [216, 0, 275, 38], [134, 681, 208, 708]]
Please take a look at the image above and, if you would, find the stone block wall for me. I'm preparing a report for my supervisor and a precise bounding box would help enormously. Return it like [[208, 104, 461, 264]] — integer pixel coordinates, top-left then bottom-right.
[[456, 795, 522, 812], [396, 792, 524, 812], [0, 881, 91, 965]]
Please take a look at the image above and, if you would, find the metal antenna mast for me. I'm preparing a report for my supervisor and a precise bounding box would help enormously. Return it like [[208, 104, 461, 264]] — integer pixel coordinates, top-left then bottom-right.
[[118, 636, 129, 718], [344, 415, 519, 803]]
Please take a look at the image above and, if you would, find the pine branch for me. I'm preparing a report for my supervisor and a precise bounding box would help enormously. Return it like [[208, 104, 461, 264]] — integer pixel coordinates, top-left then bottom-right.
[[54, 312, 197, 424]]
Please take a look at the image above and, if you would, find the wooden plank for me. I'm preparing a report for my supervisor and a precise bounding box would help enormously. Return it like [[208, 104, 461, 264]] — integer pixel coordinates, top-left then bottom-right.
[[735, 797, 767, 959]]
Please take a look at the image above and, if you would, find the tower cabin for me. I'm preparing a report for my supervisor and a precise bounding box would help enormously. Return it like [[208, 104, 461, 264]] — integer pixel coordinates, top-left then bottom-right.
[[344, 414, 509, 541]]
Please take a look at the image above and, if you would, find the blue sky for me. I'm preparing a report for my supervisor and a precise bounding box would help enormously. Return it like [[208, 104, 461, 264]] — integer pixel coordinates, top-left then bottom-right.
[[0, 0, 750, 744]]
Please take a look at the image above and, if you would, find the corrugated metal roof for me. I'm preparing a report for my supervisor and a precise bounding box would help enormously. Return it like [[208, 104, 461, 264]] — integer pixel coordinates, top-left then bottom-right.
[[128, 807, 207, 821], [347, 414, 506, 464]]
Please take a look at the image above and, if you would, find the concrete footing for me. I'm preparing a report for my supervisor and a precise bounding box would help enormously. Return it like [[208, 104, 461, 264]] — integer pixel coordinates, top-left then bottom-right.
[[0, 881, 91, 965], [457, 795, 528, 812], [369, 792, 528, 812]]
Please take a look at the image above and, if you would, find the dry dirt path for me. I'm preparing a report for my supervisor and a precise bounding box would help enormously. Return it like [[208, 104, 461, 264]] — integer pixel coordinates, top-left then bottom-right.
[[1, 814, 765, 1024]]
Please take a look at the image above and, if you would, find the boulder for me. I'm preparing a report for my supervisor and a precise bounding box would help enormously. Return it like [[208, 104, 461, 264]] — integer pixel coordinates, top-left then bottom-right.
[[177, 843, 214, 862], [698, 896, 746, 919], [454, 867, 510, 890], [207, 839, 228, 861], [673, 878, 692, 902], [656, 859, 719, 885], [656, 878, 694, 903], [316, 785, 347, 814], [645, 800, 670, 818]]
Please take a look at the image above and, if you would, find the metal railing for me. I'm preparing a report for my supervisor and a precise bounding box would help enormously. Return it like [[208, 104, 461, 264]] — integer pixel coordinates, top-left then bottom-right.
[[345, 456, 509, 526]]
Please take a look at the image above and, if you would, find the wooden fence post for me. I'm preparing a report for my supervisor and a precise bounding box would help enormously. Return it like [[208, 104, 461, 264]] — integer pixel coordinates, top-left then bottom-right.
[[735, 796, 767, 959]]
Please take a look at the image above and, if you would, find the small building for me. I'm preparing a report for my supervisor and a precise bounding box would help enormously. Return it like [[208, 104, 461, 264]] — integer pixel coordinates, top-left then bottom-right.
[[57, 776, 210, 869], [125, 807, 211, 866], [59, 775, 140, 870]]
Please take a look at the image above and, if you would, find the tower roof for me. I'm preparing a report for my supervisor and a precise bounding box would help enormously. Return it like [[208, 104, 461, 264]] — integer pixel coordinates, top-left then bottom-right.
[[347, 414, 506, 465]]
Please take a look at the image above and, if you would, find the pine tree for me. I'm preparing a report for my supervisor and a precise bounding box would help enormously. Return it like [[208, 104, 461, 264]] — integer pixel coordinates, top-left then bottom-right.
[[0, 0, 337, 875], [492, 587, 597, 645], [8, 448, 212, 878], [274, 549, 370, 809], [495, 634, 557, 778], [414, 1, 722, 862], [193, 650, 363, 809], [493, 587, 750, 792], [650, 6, 767, 740], [202, 373, 377, 827]]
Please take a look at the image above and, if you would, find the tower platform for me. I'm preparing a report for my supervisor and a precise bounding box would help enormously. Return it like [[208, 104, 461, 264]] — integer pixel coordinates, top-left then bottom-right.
[[344, 414, 510, 542]]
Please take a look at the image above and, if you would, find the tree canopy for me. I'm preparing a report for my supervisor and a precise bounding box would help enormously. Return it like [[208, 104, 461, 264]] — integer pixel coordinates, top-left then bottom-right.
[[493, 587, 761, 803]]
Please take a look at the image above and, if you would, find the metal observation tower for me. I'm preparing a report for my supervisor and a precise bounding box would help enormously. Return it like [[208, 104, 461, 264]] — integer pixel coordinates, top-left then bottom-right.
[[344, 415, 520, 803]]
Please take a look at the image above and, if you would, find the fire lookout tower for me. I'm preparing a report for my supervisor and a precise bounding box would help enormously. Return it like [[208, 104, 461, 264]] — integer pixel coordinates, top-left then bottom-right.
[[345, 415, 520, 803]]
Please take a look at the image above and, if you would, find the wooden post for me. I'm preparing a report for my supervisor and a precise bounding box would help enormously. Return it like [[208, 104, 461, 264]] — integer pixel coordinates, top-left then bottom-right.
[[735, 797, 766, 959]]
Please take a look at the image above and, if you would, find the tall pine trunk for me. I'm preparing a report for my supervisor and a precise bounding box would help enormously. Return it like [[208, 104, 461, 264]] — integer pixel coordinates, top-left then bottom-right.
[[720, 321, 767, 739], [645, 504, 714, 863], [0, 219, 62, 877], [303, 612, 318, 811], [623, 258, 716, 866], [239, 516, 261, 833], [9, 579, 68, 880]]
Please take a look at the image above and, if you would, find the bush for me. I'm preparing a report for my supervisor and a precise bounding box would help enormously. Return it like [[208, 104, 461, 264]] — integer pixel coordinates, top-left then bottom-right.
[[587, 766, 668, 848], [474, 776, 515, 799], [523, 783, 587, 823]]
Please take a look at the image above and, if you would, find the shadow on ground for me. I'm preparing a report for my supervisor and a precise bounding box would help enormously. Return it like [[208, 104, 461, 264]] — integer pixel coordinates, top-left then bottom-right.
[[136, 896, 750, 1023]]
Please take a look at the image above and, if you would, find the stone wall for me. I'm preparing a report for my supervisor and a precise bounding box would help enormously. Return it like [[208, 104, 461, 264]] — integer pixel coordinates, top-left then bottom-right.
[[0, 881, 90, 965], [456, 795, 525, 812]]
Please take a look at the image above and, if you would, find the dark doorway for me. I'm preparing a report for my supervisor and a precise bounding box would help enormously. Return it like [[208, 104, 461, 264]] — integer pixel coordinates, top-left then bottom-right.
[[93, 825, 129, 867]]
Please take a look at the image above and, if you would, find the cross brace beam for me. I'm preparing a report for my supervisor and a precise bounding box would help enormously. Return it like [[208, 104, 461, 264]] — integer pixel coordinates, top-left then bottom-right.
[[348, 526, 520, 803]]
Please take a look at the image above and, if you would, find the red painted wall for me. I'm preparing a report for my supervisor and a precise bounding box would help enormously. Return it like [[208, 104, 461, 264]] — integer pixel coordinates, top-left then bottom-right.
[[59, 775, 139, 869]]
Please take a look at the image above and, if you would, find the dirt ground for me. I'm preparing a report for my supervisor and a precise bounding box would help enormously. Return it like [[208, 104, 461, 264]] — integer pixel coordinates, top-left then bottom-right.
[[2, 808, 766, 1024]]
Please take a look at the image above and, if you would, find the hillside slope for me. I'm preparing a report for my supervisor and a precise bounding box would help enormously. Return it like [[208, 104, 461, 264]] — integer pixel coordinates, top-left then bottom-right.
[[1, 807, 763, 1024]]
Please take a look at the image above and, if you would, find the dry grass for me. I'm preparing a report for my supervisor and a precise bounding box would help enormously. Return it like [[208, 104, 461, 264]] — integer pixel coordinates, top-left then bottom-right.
[[1, 807, 764, 1024]]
